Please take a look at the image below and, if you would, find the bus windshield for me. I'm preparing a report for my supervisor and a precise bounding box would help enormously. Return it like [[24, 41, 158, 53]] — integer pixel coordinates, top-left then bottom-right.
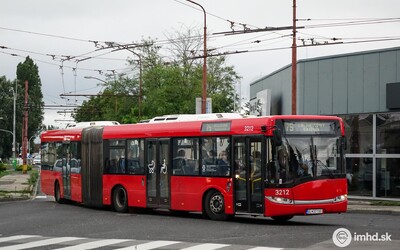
[[269, 135, 344, 185]]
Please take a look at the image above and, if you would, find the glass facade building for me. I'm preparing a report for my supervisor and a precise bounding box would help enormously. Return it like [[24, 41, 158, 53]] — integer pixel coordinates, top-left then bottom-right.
[[250, 47, 400, 200], [343, 113, 400, 199]]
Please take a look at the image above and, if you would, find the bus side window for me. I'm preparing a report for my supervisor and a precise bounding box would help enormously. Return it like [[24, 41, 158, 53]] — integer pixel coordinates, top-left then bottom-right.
[[201, 137, 230, 177], [172, 138, 199, 176], [125, 139, 145, 175]]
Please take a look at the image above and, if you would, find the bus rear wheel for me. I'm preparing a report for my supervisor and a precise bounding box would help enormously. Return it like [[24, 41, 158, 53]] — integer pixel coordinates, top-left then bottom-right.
[[113, 186, 128, 213], [54, 182, 64, 204], [271, 215, 294, 222], [204, 190, 228, 221]]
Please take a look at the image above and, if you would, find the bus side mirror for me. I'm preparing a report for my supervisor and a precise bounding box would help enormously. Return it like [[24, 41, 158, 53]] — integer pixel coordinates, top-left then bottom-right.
[[273, 129, 283, 146]]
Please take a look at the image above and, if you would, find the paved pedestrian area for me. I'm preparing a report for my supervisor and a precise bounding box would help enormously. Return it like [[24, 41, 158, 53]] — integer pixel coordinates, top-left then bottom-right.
[[0, 172, 32, 201]]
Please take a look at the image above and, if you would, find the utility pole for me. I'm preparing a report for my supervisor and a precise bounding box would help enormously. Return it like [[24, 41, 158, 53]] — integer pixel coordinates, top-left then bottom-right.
[[185, 0, 207, 114], [291, 0, 297, 115], [22, 80, 28, 174], [12, 81, 17, 160]]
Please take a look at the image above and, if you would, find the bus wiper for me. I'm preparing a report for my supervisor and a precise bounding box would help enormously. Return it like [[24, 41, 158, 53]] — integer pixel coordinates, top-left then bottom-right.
[[309, 137, 317, 177], [316, 160, 335, 178]]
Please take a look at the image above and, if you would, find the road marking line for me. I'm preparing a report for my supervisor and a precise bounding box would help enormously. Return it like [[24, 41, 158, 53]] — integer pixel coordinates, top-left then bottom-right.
[[35, 195, 47, 199], [53, 239, 131, 250], [0, 237, 83, 250], [180, 243, 230, 250], [247, 247, 283, 250], [115, 240, 180, 250], [0, 235, 39, 243]]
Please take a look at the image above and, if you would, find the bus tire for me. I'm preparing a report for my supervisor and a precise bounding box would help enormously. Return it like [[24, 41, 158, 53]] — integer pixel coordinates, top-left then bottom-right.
[[113, 185, 128, 213], [204, 190, 228, 221], [271, 215, 294, 222], [54, 182, 64, 204]]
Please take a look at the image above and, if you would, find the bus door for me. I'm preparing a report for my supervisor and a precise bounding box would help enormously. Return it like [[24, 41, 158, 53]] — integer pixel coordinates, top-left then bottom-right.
[[61, 143, 71, 199], [233, 136, 264, 214], [146, 139, 170, 208]]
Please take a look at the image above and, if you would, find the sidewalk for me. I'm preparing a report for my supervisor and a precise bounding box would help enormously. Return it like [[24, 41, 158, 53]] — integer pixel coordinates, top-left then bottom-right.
[[0, 171, 399, 215], [347, 200, 400, 216], [0, 171, 33, 201]]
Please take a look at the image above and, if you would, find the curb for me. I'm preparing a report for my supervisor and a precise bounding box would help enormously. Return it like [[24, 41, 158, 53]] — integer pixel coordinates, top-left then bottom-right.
[[347, 207, 400, 216], [30, 174, 40, 200], [0, 194, 31, 202]]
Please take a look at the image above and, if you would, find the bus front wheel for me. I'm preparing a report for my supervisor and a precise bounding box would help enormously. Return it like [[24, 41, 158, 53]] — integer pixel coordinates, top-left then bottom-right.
[[113, 186, 128, 213], [204, 190, 228, 221]]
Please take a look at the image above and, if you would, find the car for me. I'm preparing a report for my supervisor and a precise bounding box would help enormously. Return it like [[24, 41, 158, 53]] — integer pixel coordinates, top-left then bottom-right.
[[33, 156, 41, 165]]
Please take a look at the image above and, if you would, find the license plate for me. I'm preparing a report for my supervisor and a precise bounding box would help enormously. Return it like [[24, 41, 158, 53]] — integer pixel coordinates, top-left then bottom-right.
[[306, 209, 323, 215]]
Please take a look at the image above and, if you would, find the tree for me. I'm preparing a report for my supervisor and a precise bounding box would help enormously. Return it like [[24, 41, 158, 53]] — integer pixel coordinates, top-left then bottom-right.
[[74, 27, 241, 123], [16, 57, 44, 154], [73, 74, 138, 123], [0, 76, 15, 158]]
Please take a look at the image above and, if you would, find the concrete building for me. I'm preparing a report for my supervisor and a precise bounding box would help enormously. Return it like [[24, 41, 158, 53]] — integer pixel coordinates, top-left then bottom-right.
[[250, 46, 400, 200]]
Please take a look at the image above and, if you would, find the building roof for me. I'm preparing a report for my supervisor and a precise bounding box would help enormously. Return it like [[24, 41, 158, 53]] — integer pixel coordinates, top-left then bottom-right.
[[250, 46, 400, 86]]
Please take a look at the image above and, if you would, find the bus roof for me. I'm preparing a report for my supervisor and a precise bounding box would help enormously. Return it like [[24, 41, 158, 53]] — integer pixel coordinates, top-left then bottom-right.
[[102, 115, 343, 139], [144, 113, 246, 123], [66, 121, 120, 129], [41, 128, 83, 142], [41, 115, 344, 142]]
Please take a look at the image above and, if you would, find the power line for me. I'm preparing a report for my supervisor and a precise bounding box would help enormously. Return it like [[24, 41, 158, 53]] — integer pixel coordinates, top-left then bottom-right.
[[171, 0, 261, 30], [0, 50, 130, 73], [190, 36, 400, 59], [304, 18, 400, 29]]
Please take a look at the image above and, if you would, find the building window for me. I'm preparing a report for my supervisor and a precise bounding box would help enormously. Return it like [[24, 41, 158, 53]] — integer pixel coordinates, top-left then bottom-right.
[[343, 114, 373, 154], [342, 113, 400, 199], [346, 157, 373, 197], [376, 158, 400, 198], [376, 113, 400, 154]]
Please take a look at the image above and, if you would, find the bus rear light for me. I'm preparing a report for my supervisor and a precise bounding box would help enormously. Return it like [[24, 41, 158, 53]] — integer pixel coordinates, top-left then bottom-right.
[[266, 196, 293, 204], [333, 194, 347, 203]]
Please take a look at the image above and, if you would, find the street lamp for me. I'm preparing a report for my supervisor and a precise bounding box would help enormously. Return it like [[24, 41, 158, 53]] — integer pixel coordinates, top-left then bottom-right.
[[28, 135, 35, 155], [125, 50, 143, 117], [0, 129, 15, 154], [185, 0, 207, 114], [7, 82, 17, 159]]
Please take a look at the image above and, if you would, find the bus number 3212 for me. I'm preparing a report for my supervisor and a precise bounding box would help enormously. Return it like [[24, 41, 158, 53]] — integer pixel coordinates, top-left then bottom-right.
[[275, 189, 290, 196]]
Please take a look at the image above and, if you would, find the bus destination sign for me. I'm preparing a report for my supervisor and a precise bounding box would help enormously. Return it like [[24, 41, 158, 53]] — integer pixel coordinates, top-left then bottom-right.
[[201, 121, 231, 132], [283, 121, 337, 135]]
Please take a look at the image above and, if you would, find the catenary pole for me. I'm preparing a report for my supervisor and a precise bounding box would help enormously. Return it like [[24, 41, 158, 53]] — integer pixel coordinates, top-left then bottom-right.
[[291, 0, 297, 115]]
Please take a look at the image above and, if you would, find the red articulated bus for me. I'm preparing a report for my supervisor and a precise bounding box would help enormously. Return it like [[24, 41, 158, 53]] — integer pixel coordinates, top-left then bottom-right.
[[40, 114, 347, 221]]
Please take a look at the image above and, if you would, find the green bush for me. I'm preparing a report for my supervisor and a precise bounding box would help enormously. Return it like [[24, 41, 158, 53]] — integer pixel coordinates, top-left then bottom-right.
[[15, 165, 32, 171], [28, 170, 39, 187], [371, 201, 400, 206], [0, 163, 6, 171]]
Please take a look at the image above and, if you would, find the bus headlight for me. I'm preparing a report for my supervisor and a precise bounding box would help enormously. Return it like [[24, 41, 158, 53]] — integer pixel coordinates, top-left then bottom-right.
[[333, 194, 347, 203], [266, 196, 293, 204]]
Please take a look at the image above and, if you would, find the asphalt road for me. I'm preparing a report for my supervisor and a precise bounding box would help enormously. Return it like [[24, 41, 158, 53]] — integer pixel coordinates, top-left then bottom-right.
[[0, 196, 399, 249]]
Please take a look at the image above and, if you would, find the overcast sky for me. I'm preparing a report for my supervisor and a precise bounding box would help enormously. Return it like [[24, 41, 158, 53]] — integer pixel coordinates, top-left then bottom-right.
[[1, 0, 399, 127]]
